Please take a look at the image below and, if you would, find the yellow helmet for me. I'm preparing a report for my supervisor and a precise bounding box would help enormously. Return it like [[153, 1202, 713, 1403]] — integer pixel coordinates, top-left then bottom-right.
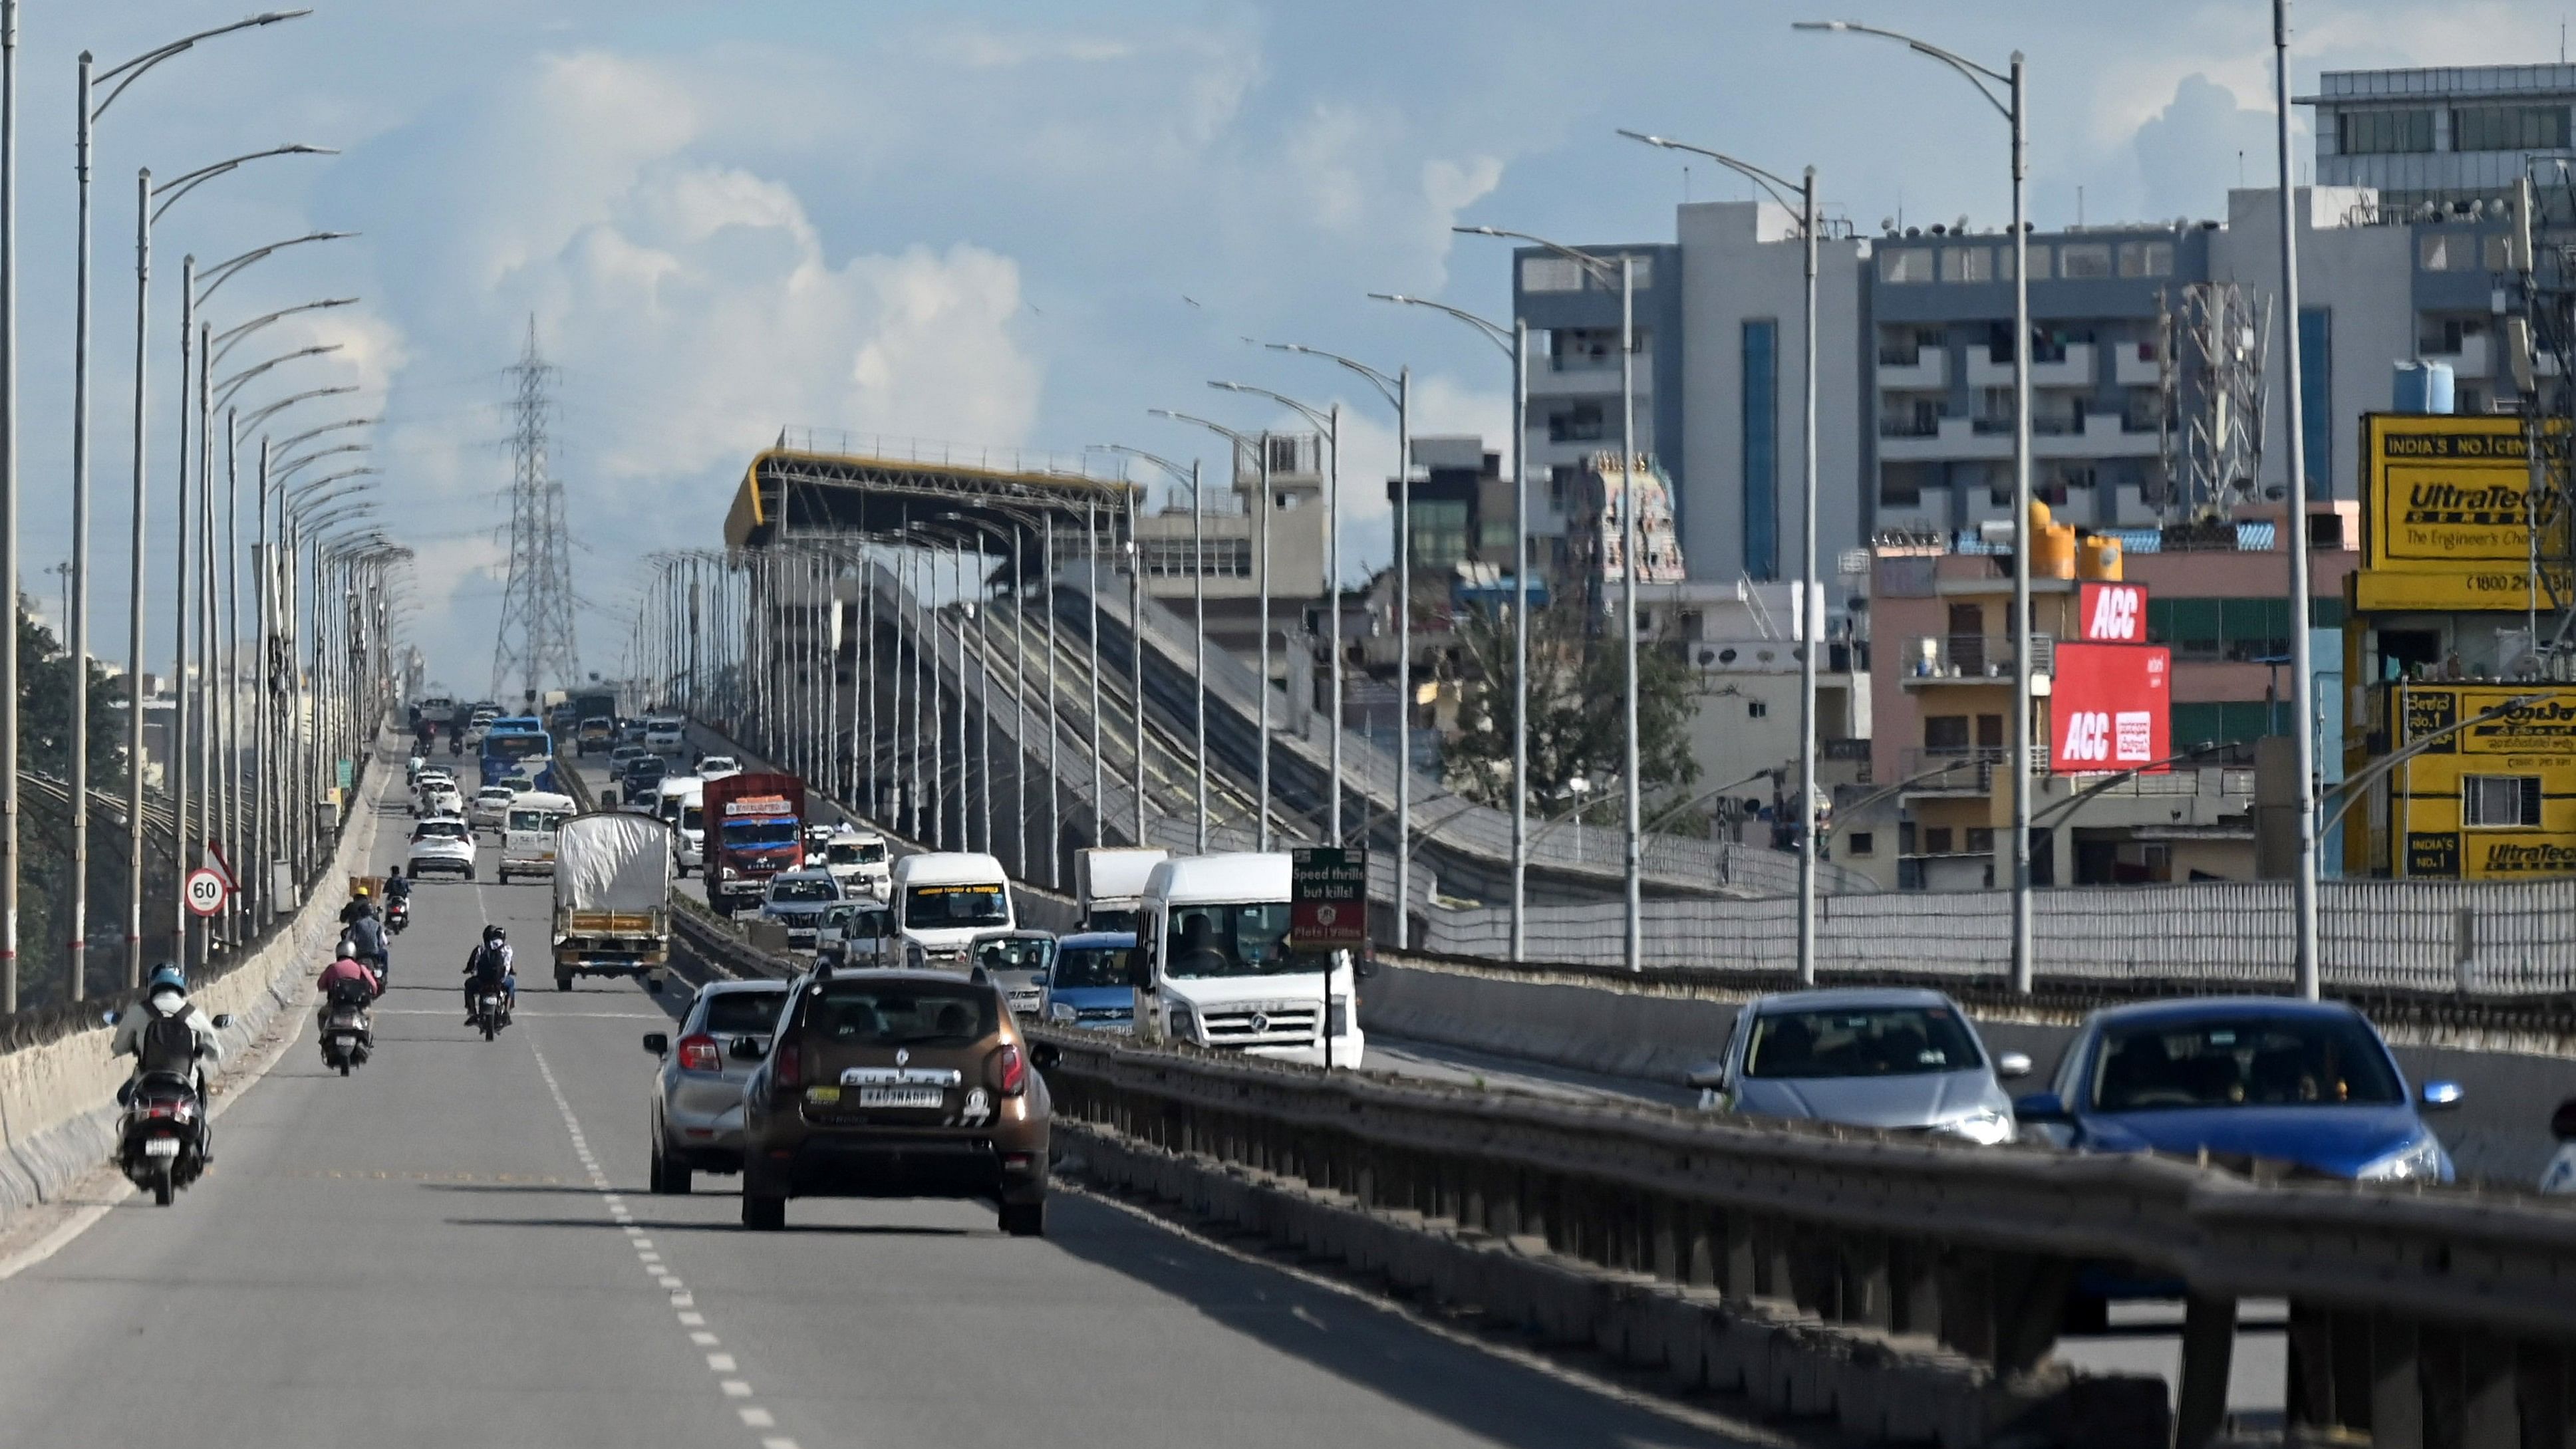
[[353, 884, 372, 898]]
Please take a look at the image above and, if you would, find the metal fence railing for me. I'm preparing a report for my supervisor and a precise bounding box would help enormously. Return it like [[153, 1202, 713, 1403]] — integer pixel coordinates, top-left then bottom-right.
[[1419, 876, 2576, 995]]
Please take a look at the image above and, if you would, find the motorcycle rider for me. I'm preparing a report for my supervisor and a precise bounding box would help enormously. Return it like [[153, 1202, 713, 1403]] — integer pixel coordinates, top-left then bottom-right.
[[316, 944, 382, 1051], [109, 964, 223, 1161], [339, 882, 376, 928], [463, 924, 516, 1026], [382, 866, 412, 931]]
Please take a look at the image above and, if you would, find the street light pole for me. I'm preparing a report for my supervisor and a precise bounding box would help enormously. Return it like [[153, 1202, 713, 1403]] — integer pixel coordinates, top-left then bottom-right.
[[2269, 0, 2323, 997], [1370, 293, 1524, 952], [1796, 19, 2032, 993], [0, 0, 18, 1012], [1617, 133, 1823, 984]]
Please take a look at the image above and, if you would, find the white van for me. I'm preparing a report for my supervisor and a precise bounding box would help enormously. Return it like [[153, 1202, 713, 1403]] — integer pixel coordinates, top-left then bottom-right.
[[1140, 853, 1363, 1069], [498, 791, 577, 883], [819, 828, 891, 900], [654, 775, 706, 876], [889, 851, 1012, 971]]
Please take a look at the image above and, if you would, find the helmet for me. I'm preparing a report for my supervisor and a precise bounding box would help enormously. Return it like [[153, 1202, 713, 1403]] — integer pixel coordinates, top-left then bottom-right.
[[147, 964, 185, 993], [335, 941, 357, 962], [354, 884, 372, 898], [484, 924, 507, 944]]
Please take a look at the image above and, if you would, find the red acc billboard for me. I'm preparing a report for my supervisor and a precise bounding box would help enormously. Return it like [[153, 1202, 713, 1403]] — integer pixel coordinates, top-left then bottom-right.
[[2051, 642, 2170, 773], [2077, 581, 2148, 642]]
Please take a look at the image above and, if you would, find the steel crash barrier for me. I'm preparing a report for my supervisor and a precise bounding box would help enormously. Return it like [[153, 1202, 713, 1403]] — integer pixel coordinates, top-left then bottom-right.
[[1032, 1026, 2576, 1449]]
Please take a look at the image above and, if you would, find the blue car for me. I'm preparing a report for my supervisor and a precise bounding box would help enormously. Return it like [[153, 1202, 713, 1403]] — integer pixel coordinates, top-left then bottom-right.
[[2012, 996, 2460, 1183], [1040, 931, 1139, 1031]]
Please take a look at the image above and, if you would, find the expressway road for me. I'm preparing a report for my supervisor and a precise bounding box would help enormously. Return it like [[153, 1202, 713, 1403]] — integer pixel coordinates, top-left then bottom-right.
[[0, 763, 1755, 1449]]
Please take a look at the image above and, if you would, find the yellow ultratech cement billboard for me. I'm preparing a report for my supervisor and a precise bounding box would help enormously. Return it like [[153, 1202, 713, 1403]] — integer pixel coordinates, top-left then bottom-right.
[[2355, 414, 2568, 612], [2354, 682, 2576, 878]]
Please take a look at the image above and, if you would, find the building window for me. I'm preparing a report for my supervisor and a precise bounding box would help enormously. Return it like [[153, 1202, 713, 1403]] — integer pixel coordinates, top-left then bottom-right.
[[1742, 319, 1780, 581], [2419, 232, 2478, 271], [2058, 243, 2114, 279], [1880, 464, 1924, 507], [1550, 327, 1627, 371], [1548, 404, 1604, 444], [1999, 243, 2050, 281], [1924, 827, 1955, 855], [1141, 539, 1253, 579], [2117, 241, 2174, 278], [1940, 246, 1991, 283], [1521, 256, 1584, 293], [1747, 699, 1768, 718], [2299, 309, 2333, 495], [2463, 774, 2543, 828], [1848, 831, 1874, 857], [1924, 715, 1969, 751], [1965, 827, 1995, 855], [1409, 499, 1469, 571], [1878, 248, 1934, 284], [2339, 108, 2434, 156], [2453, 104, 2569, 152]]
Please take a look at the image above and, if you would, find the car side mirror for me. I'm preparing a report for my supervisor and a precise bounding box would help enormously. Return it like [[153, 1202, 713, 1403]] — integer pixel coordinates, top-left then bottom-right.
[[210, 1013, 233, 1029], [2420, 1079, 2464, 1111], [100, 1009, 120, 1027], [1030, 1041, 1062, 1072], [643, 1032, 668, 1056], [729, 1037, 766, 1061], [2553, 1096, 2576, 1141], [1996, 1051, 2034, 1080], [2012, 1091, 2069, 1124], [1683, 1061, 1728, 1091]]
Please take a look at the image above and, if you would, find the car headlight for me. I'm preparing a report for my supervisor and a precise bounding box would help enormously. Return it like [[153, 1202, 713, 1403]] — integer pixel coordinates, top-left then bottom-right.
[[719, 866, 738, 880], [1166, 1005, 1196, 1041], [2359, 1135, 2448, 1182], [1935, 1107, 2015, 1146], [1048, 1001, 1077, 1023]]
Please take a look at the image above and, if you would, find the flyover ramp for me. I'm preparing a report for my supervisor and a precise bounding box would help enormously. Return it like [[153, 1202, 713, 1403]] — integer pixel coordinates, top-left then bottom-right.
[[0, 759, 1761, 1449]]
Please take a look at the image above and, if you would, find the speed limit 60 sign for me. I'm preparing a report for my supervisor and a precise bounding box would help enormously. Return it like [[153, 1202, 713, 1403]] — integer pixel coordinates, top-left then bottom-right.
[[184, 868, 229, 918]]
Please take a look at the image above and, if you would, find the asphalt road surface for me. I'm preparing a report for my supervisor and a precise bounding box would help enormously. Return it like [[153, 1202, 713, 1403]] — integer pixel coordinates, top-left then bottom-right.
[[0, 764, 1755, 1449]]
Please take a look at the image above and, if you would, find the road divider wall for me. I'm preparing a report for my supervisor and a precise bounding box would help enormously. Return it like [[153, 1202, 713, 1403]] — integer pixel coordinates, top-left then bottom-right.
[[1036, 1023, 2576, 1448], [0, 746, 390, 1234]]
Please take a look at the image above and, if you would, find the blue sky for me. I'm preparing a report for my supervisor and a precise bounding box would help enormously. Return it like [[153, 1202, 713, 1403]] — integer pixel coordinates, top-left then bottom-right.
[[24, 0, 2569, 687]]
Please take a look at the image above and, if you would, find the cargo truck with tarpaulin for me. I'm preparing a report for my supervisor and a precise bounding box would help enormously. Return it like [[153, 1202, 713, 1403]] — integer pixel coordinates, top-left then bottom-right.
[[551, 811, 674, 991]]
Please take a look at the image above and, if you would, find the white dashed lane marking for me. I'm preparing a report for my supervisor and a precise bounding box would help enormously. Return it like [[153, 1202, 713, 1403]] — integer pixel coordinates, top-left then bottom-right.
[[528, 1039, 801, 1449]]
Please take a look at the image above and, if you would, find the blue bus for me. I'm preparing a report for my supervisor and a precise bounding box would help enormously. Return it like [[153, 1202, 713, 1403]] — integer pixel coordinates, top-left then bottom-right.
[[480, 718, 556, 789]]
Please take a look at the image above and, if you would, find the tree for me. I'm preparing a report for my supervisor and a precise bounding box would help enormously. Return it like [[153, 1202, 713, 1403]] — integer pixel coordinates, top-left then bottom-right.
[[1440, 598, 1699, 822], [11, 600, 141, 1010]]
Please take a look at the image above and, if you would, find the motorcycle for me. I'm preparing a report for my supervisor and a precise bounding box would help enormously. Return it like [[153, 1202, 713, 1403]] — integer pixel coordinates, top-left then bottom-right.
[[471, 985, 510, 1041], [385, 896, 410, 936], [110, 1010, 230, 1208], [320, 982, 374, 1075]]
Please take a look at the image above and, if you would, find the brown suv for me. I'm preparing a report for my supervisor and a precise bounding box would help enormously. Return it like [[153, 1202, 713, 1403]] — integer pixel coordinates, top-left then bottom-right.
[[737, 968, 1056, 1235]]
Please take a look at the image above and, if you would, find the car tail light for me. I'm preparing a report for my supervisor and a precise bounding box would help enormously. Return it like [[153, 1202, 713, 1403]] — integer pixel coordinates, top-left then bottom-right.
[[676, 1033, 721, 1073], [772, 1039, 803, 1093], [991, 1042, 1027, 1097]]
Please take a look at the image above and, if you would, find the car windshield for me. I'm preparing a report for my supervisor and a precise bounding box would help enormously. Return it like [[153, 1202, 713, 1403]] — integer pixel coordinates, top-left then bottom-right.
[[827, 841, 887, 866], [478, 789, 512, 803], [505, 809, 568, 832], [700, 758, 738, 772], [414, 822, 466, 841], [770, 879, 837, 903], [905, 883, 1008, 929], [2090, 1015, 2404, 1112], [973, 936, 1054, 974], [805, 980, 997, 1047], [1743, 1005, 1985, 1080], [722, 819, 797, 847], [701, 989, 786, 1037], [679, 805, 703, 833], [1163, 902, 1302, 980], [1054, 944, 1133, 989]]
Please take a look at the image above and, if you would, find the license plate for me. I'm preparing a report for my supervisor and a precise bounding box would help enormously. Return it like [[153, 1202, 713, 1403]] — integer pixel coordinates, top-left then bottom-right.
[[857, 1087, 944, 1109], [142, 1138, 180, 1158]]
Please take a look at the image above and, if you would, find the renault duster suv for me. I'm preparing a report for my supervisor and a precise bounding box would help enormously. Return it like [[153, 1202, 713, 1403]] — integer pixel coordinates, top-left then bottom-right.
[[737, 968, 1054, 1235]]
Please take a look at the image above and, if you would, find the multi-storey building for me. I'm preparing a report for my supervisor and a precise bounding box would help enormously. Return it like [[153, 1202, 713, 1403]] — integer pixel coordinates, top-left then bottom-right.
[[2307, 63, 2576, 211]]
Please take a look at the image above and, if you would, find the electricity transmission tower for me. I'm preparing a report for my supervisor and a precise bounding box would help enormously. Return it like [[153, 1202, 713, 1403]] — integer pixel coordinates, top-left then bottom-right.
[[490, 319, 580, 701]]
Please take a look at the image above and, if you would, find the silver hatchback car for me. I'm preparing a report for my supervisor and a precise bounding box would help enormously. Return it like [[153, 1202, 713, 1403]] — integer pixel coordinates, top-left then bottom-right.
[[644, 980, 791, 1193], [1686, 987, 2031, 1144]]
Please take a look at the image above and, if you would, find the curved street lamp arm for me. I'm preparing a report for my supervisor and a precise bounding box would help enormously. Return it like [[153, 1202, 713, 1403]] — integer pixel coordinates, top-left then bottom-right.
[[197, 231, 357, 307], [1086, 442, 1193, 492], [1368, 293, 1512, 357], [149, 145, 337, 225], [1203, 381, 1331, 436], [275, 448, 372, 488], [269, 416, 375, 457], [1248, 338, 1400, 412], [1453, 225, 1618, 289], [94, 11, 311, 113], [237, 384, 357, 434], [210, 295, 358, 367], [1616, 130, 1803, 211], [214, 344, 343, 411], [1819, 759, 1982, 840], [2031, 741, 2241, 827], [1790, 21, 2013, 118], [2318, 690, 2564, 839]]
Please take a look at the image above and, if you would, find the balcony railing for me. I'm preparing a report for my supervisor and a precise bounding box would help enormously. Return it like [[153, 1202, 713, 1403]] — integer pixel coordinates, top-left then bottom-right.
[[1898, 633, 2053, 684]]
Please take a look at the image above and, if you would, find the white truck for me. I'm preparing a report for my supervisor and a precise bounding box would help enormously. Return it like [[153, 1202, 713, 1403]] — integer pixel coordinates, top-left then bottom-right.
[[551, 811, 674, 992], [1139, 853, 1363, 1069], [890, 851, 1012, 971], [1073, 847, 1169, 934], [819, 827, 891, 900]]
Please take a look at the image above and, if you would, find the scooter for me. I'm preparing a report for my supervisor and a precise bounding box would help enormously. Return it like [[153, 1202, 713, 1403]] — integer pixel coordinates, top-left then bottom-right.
[[107, 1008, 231, 1208], [319, 982, 374, 1076], [385, 896, 410, 936]]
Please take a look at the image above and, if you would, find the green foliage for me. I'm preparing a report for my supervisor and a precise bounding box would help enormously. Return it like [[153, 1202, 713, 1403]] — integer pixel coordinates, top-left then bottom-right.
[[11, 599, 142, 1010], [1440, 600, 1699, 820]]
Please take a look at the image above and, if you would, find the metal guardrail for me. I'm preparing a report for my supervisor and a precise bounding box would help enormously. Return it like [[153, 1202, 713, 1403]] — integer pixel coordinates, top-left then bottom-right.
[[1036, 1025, 2576, 1446]]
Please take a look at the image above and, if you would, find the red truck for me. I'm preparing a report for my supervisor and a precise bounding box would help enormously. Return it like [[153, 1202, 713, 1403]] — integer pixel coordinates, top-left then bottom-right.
[[700, 772, 805, 915]]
